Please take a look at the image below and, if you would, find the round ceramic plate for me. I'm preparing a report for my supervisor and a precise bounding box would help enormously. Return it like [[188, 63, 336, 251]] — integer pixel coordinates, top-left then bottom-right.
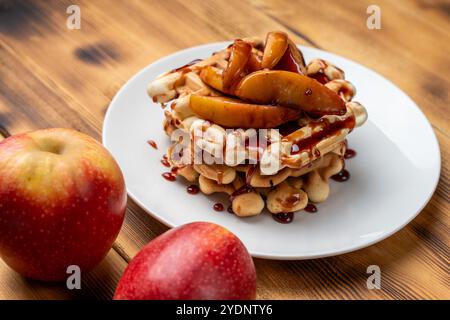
[[103, 42, 440, 260]]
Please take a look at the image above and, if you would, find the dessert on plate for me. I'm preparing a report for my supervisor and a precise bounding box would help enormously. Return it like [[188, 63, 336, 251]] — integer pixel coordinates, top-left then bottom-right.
[[147, 31, 367, 221]]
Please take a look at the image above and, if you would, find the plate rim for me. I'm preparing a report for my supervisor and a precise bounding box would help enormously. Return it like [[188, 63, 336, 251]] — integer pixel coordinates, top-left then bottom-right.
[[102, 42, 441, 260]]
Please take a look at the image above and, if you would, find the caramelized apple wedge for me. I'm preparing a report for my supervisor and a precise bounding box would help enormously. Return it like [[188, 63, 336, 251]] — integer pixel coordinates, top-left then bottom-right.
[[274, 38, 306, 74], [200, 66, 225, 92], [235, 70, 346, 115], [261, 31, 288, 69], [190, 95, 300, 128], [223, 40, 252, 90]]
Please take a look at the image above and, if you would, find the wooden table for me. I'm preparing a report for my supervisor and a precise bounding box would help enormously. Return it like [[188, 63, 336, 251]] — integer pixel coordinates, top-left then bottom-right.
[[0, 0, 448, 300]]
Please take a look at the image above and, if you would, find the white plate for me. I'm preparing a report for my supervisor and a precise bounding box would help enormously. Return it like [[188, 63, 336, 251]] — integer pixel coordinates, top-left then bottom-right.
[[103, 43, 440, 260]]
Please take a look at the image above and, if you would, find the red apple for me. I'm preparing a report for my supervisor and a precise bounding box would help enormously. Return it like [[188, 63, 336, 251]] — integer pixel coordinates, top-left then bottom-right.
[[114, 222, 257, 300], [0, 128, 127, 281]]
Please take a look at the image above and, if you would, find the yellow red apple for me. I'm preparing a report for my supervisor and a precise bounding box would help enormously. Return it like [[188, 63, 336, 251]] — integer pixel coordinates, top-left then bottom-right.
[[0, 128, 126, 281], [114, 222, 256, 300], [190, 95, 301, 128], [235, 70, 346, 115]]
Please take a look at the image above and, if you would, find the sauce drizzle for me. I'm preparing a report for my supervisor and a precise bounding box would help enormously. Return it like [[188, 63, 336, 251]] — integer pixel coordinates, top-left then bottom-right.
[[309, 72, 329, 84], [288, 116, 355, 157], [147, 140, 158, 149], [187, 185, 200, 195], [304, 203, 318, 213], [170, 59, 203, 73], [161, 155, 170, 167], [246, 165, 257, 185], [344, 148, 357, 159], [229, 184, 253, 202]]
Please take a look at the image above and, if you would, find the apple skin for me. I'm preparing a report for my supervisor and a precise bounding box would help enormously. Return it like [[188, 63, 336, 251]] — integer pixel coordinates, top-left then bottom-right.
[[0, 128, 127, 281], [114, 222, 257, 300]]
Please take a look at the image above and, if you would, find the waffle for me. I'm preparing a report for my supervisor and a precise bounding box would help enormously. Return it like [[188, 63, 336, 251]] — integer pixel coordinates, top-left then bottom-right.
[[147, 32, 367, 218]]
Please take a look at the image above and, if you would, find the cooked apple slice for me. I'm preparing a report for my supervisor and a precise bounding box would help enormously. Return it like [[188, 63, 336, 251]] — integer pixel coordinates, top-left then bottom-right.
[[261, 31, 288, 69], [190, 95, 300, 128], [235, 70, 346, 115], [200, 66, 225, 92], [223, 40, 252, 90], [274, 39, 306, 74]]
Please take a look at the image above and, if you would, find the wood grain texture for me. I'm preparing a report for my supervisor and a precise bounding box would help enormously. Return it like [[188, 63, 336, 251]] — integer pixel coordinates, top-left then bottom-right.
[[0, 0, 448, 300]]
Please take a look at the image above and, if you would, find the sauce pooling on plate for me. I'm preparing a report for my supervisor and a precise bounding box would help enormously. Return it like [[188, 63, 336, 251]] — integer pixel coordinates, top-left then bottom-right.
[[187, 185, 200, 195], [213, 203, 224, 212], [273, 212, 294, 224], [304, 203, 318, 213]]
